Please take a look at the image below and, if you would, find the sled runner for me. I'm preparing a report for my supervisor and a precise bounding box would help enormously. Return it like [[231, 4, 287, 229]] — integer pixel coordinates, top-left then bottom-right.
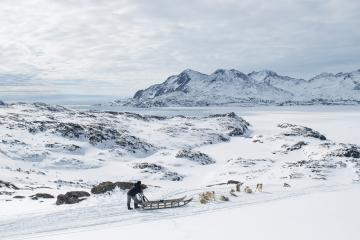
[[137, 193, 193, 210]]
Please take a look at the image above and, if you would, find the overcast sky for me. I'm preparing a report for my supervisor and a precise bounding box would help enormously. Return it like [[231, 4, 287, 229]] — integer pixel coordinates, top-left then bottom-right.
[[0, 0, 359, 97]]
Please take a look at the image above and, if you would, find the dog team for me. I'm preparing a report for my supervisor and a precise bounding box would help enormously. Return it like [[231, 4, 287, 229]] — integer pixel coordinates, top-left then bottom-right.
[[199, 183, 263, 204]]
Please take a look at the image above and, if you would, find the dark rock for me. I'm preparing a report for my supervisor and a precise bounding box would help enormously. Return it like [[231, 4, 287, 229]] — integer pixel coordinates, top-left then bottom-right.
[[0, 100, 5, 106], [176, 149, 215, 165], [28, 120, 155, 154], [91, 181, 116, 194], [115, 181, 145, 190], [13, 195, 25, 199], [91, 181, 147, 194], [332, 144, 360, 158], [228, 128, 245, 136], [278, 123, 326, 140], [0, 180, 19, 190], [282, 141, 308, 151], [30, 193, 55, 199], [160, 171, 184, 181], [133, 162, 183, 181], [56, 191, 90, 205], [134, 162, 163, 171], [0, 191, 14, 196], [283, 183, 291, 187]]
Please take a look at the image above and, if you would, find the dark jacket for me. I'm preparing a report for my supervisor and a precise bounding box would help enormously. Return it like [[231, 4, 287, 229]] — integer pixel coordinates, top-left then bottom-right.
[[127, 182, 142, 196]]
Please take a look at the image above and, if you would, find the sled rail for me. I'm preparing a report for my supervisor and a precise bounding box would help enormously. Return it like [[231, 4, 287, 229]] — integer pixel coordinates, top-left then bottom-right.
[[138, 194, 193, 210]]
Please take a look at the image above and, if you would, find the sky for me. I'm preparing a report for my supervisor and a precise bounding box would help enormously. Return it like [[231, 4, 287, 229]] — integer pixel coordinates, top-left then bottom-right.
[[0, 0, 359, 97]]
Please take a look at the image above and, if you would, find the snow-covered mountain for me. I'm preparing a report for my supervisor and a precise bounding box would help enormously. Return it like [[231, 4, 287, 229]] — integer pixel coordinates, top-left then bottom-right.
[[119, 68, 360, 107]]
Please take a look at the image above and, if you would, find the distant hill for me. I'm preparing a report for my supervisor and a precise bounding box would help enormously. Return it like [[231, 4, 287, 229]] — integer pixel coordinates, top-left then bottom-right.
[[115, 68, 360, 107]]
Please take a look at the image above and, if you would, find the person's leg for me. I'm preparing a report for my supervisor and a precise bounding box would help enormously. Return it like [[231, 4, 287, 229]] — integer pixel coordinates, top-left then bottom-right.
[[132, 195, 139, 208], [127, 194, 133, 210]]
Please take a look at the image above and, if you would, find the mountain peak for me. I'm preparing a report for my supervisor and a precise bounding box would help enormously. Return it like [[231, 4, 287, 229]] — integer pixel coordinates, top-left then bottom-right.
[[128, 67, 360, 107], [248, 70, 280, 82], [310, 72, 335, 81]]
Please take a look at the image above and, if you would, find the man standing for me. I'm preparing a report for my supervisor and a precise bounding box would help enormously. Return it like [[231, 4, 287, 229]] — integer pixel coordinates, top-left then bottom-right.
[[127, 181, 143, 210]]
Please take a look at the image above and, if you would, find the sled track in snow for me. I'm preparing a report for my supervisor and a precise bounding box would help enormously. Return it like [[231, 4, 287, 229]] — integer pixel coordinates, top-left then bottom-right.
[[0, 184, 353, 240]]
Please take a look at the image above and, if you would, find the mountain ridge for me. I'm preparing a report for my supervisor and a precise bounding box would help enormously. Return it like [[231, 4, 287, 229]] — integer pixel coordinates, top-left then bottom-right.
[[117, 68, 360, 107]]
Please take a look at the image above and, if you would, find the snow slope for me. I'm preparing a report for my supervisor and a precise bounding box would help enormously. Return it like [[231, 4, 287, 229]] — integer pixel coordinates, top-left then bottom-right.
[[118, 68, 360, 107], [33, 186, 360, 240]]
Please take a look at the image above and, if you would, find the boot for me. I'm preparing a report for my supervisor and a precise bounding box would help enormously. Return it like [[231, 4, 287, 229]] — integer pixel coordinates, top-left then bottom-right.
[[134, 203, 139, 209], [127, 204, 133, 210]]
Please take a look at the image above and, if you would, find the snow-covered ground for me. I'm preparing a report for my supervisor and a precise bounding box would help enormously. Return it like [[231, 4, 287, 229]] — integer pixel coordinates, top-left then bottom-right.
[[34, 186, 360, 240], [0, 104, 359, 239]]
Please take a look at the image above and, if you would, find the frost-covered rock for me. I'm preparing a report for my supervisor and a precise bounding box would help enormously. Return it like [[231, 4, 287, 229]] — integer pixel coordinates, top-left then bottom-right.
[[176, 149, 215, 165], [0, 104, 250, 170], [278, 123, 326, 140], [330, 144, 360, 158], [134, 162, 184, 181], [281, 141, 308, 151], [0, 180, 19, 190]]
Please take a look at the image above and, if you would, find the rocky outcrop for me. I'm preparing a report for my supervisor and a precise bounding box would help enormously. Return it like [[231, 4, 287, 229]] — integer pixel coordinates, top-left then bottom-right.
[[28, 121, 156, 154], [30, 193, 55, 200], [1, 191, 14, 196], [176, 149, 215, 165], [0, 180, 19, 190], [282, 141, 308, 151], [278, 123, 326, 140], [56, 191, 90, 205], [91, 181, 116, 194], [331, 144, 360, 158], [133, 162, 184, 181], [13, 195, 25, 199], [91, 181, 147, 194]]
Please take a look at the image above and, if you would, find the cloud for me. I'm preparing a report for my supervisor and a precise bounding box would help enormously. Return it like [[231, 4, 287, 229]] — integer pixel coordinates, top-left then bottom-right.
[[0, 0, 359, 96]]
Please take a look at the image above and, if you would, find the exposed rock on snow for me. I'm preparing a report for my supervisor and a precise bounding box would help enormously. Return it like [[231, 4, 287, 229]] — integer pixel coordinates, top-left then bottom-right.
[[330, 144, 360, 158], [284, 158, 347, 181], [278, 123, 326, 140], [91, 182, 117, 194], [45, 143, 82, 154], [13, 195, 25, 199], [0, 100, 5, 106], [176, 149, 215, 165], [30, 193, 54, 200], [91, 181, 147, 194], [134, 162, 184, 181], [281, 141, 308, 152], [56, 191, 90, 205], [227, 158, 274, 167], [0, 103, 250, 170], [0, 180, 19, 190], [1, 191, 14, 196]]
